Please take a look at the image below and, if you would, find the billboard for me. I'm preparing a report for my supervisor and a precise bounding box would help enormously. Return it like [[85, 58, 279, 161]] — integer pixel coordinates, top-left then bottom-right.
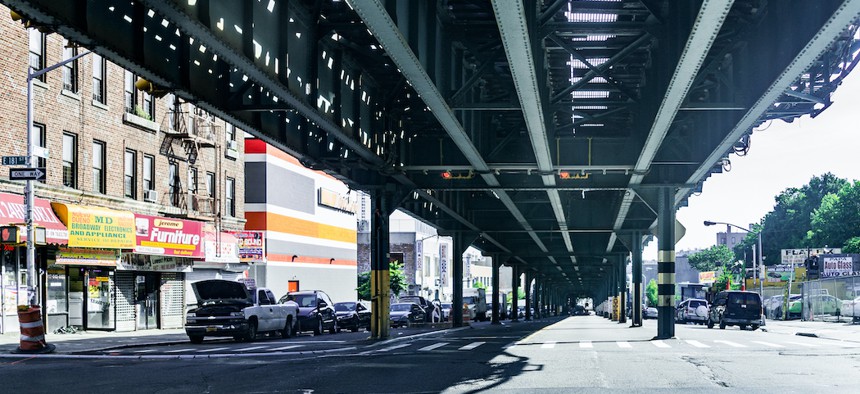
[[821, 255, 854, 278], [780, 248, 841, 265]]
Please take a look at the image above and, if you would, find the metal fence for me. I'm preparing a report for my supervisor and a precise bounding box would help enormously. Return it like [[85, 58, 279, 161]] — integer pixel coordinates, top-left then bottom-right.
[[800, 276, 859, 322]]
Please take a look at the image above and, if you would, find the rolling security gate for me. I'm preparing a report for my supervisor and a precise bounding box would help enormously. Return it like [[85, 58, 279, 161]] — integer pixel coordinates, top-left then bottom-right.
[[159, 273, 184, 329]]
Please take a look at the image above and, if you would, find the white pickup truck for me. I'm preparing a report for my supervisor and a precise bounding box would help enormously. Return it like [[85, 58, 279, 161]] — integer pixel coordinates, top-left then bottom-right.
[[185, 279, 298, 343]]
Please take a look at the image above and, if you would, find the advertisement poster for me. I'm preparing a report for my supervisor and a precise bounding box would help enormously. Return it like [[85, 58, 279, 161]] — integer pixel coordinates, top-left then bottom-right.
[[134, 215, 204, 258], [53, 203, 135, 249], [229, 231, 265, 262], [821, 256, 853, 278]]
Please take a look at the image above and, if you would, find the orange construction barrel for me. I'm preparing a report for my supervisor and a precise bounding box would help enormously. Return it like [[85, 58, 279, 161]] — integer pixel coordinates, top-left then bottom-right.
[[13, 305, 55, 354], [462, 303, 471, 323]]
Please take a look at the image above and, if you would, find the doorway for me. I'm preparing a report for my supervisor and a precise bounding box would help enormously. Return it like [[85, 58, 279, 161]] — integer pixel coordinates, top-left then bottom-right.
[[135, 273, 160, 330]]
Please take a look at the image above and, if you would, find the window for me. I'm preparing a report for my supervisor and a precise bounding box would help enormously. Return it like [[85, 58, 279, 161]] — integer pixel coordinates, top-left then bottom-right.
[[62, 133, 77, 188], [188, 167, 198, 210], [124, 150, 137, 198], [168, 162, 180, 207], [124, 71, 137, 114], [92, 54, 106, 104], [31, 123, 46, 178], [143, 92, 154, 120], [61, 40, 78, 93], [226, 123, 236, 145], [143, 155, 154, 192], [226, 177, 235, 217], [92, 140, 105, 194], [206, 172, 215, 199], [28, 30, 45, 81]]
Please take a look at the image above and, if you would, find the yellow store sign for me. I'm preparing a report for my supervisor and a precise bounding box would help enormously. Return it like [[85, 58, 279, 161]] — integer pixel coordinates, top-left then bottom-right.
[[51, 203, 135, 249]]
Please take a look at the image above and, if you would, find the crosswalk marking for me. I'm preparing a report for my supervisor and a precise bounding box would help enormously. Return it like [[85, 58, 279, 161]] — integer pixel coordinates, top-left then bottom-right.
[[751, 341, 784, 348], [236, 345, 267, 352], [164, 348, 195, 353], [380, 343, 411, 352], [418, 342, 448, 352], [196, 347, 230, 353], [503, 341, 519, 349], [713, 340, 746, 348], [459, 342, 486, 351], [541, 341, 557, 349], [685, 340, 710, 348], [652, 341, 671, 348], [579, 341, 593, 349], [269, 345, 302, 351], [616, 341, 632, 348]]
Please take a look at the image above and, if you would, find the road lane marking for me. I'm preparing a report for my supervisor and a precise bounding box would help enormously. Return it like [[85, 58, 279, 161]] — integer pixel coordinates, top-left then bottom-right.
[[132, 349, 157, 353], [236, 346, 268, 352], [380, 343, 411, 352], [418, 343, 447, 352], [784, 341, 818, 348], [459, 342, 485, 351], [616, 341, 632, 348], [164, 348, 195, 353], [713, 340, 746, 348], [541, 341, 557, 349], [269, 345, 303, 351], [579, 341, 593, 349], [751, 341, 784, 348], [685, 340, 710, 348], [651, 341, 670, 348], [196, 347, 230, 353]]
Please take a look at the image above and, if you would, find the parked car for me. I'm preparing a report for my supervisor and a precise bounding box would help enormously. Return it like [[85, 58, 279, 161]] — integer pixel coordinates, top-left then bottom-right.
[[572, 305, 588, 316], [643, 306, 658, 319], [399, 295, 436, 322], [185, 280, 298, 343], [840, 296, 860, 322], [769, 294, 802, 320], [707, 290, 764, 330], [788, 294, 841, 319], [280, 290, 338, 335], [675, 299, 709, 325], [334, 301, 371, 332], [389, 302, 426, 328]]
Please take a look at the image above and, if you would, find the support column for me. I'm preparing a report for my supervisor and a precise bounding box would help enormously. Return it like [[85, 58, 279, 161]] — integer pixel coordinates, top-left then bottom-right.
[[451, 232, 475, 327], [510, 265, 520, 322], [631, 231, 643, 327], [618, 254, 627, 324], [491, 254, 502, 325], [370, 188, 393, 339], [657, 187, 676, 339], [524, 272, 533, 321]]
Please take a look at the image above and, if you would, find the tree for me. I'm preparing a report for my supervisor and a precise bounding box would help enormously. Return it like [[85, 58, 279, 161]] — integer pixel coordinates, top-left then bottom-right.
[[518, 288, 525, 300], [473, 281, 487, 290], [809, 180, 860, 248], [356, 260, 408, 300], [645, 279, 658, 307], [687, 244, 735, 272], [843, 236, 860, 254]]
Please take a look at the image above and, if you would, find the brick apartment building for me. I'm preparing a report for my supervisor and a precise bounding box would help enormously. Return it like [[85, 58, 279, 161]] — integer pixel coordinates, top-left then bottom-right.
[[0, 10, 246, 333]]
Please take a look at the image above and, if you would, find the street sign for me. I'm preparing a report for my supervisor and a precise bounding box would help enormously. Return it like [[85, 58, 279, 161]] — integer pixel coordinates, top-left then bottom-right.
[[9, 167, 46, 181], [2, 156, 28, 166]]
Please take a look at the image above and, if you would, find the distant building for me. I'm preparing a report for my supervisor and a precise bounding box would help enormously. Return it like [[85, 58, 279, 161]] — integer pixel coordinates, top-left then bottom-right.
[[716, 224, 748, 249]]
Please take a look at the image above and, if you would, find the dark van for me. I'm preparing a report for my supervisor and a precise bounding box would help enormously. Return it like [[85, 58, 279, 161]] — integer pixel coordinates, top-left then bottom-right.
[[707, 291, 764, 330]]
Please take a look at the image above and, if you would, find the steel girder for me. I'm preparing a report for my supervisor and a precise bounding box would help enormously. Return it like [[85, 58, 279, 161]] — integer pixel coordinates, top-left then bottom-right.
[[6, 0, 859, 293]]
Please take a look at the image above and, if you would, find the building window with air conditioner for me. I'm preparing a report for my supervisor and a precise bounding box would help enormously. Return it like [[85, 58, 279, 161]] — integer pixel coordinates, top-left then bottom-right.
[[143, 154, 155, 203]]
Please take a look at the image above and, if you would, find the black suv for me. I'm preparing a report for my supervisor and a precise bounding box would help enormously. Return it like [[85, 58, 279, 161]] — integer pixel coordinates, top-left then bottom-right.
[[707, 291, 764, 331]]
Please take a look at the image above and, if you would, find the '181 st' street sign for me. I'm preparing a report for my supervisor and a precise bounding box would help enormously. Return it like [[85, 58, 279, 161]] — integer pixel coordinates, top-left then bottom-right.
[[9, 167, 46, 181]]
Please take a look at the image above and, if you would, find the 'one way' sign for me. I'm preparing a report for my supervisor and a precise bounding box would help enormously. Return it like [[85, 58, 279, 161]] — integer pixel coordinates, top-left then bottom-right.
[[9, 167, 46, 181]]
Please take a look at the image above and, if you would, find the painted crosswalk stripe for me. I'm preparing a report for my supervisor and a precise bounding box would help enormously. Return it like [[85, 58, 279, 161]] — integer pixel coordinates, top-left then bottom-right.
[[579, 341, 593, 349], [237, 346, 267, 352], [164, 348, 195, 353], [418, 343, 448, 352], [617, 341, 632, 348], [541, 341, 557, 349], [270, 345, 302, 351], [784, 341, 818, 348], [652, 340, 671, 348], [503, 341, 520, 349], [751, 341, 784, 348], [713, 340, 746, 348], [685, 340, 710, 348], [132, 349, 157, 353], [459, 342, 485, 351], [196, 347, 230, 353], [380, 343, 411, 352]]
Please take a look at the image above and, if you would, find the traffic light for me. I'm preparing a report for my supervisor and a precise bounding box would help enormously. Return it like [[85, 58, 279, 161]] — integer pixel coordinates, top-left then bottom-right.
[[0, 226, 21, 244], [10, 10, 52, 33], [134, 78, 169, 98], [807, 256, 820, 280]]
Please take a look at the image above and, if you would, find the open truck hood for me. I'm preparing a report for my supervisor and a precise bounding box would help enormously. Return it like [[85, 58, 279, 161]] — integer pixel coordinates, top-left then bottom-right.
[[191, 279, 253, 305]]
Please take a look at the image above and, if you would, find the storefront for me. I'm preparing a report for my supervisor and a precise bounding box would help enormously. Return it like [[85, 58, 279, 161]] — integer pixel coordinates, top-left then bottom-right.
[[187, 227, 246, 306], [52, 203, 135, 331], [0, 192, 68, 334]]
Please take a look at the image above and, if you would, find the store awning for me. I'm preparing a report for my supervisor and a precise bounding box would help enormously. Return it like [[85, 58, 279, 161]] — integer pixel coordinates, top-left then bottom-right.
[[0, 192, 68, 244], [51, 203, 135, 249]]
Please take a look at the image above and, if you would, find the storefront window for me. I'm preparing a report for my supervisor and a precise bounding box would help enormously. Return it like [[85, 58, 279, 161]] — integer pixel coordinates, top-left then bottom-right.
[[2, 248, 17, 315], [47, 266, 67, 314], [86, 268, 113, 329]]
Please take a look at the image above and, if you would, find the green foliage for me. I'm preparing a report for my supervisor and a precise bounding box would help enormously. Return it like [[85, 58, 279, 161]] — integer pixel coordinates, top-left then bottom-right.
[[645, 279, 658, 307], [134, 105, 152, 121], [688, 244, 735, 272], [844, 236, 860, 254], [809, 181, 860, 249], [472, 281, 487, 290], [355, 260, 407, 300], [518, 288, 525, 300]]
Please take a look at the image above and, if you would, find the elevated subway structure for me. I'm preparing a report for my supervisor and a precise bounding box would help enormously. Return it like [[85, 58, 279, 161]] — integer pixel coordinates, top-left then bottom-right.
[[6, 0, 859, 339]]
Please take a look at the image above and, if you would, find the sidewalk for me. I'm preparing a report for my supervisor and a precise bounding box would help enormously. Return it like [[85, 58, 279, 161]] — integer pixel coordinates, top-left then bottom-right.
[[762, 318, 860, 343], [0, 328, 193, 354]]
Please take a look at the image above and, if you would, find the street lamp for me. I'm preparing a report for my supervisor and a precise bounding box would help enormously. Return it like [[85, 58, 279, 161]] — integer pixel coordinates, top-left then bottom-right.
[[703, 220, 764, 295]]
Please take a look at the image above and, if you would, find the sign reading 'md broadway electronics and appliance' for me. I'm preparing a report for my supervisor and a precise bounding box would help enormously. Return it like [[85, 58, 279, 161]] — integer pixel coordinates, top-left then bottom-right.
[[52, 203, 135, 249], [134, 215, 204, 258]]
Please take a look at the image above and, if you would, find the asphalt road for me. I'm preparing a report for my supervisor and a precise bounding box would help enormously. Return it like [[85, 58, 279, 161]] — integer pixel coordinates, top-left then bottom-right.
[[2, 316, 858, 393]]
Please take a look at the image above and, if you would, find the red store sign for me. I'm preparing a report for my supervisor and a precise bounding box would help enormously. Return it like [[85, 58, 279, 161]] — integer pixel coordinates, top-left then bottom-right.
[[133, 214, 203, 258]]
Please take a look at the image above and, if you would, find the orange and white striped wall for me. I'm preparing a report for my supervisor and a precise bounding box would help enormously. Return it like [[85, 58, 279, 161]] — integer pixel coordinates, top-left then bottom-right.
[[245, 138, 358, 302]]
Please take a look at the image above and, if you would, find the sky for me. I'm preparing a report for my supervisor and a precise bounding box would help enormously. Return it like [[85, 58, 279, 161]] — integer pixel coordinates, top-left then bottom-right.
[[643, 64, 860, 260]]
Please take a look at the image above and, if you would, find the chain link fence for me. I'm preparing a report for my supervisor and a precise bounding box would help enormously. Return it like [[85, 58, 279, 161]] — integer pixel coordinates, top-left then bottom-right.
[[800, 276, 859, 322]]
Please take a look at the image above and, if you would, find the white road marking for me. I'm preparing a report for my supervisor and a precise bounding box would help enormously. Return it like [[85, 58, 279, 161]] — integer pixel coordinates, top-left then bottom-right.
[[652, 341, 671, 348], [164, 348, 195, 353], [269, 345, 303, 351], [541, 341, 557, 349], [616, 341, 632, 348], [459, 342, 485, 351], [579, 341, 593, 349], [380, 343, 411, 352], [196, 347, 230, 353], [685, 340, 710, 348], [713, 340, 746, 348], [132, 349, 157, 353], [236, 346, 268, 352], [784, 341, 818, 348], [418, 342, 447, 352], [751, 341, 784, 348], [503, 341, 520, 349]]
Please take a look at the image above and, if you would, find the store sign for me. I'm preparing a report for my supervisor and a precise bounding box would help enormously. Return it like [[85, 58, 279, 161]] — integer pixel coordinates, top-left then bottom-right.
[[821, 255, 854, 278], [317, 188, 357, 214], [52, 203, 134, 248], [134, 214, 204, 258], [229, 231, 265, 262], [698, 271, 715, 284], [56, 247, 120, 267], [780, 248, 841, 265], [118, 253, 193, 272]]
